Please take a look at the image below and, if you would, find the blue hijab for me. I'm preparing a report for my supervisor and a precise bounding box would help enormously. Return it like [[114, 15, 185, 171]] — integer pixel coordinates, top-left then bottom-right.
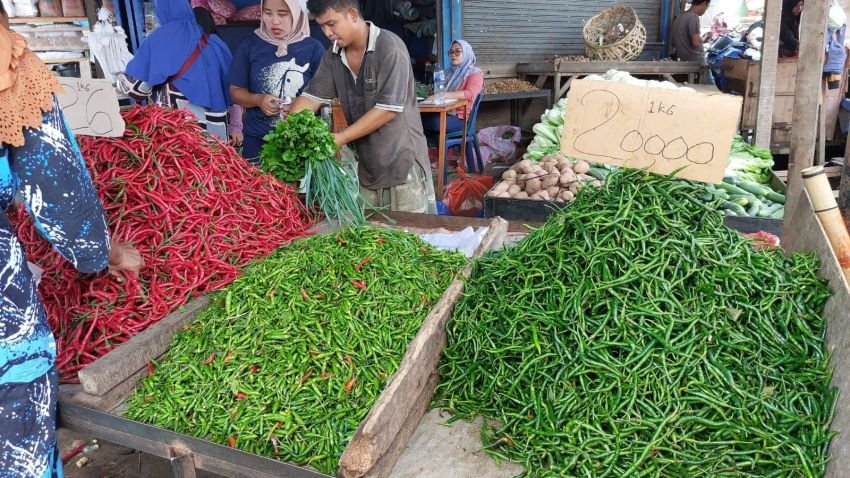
[[125, 0, 232, 112], [445, 40, 482, 92]]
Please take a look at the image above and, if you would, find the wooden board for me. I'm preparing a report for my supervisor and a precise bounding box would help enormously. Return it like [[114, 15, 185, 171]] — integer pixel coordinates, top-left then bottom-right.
[[338, 218, 508, 478], [77, 297, 211, 395], [783, 190, 850, 478], [516, 61, 704, 75]]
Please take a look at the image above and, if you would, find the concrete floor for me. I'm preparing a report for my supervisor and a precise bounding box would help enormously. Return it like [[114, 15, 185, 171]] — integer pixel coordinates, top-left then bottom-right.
[[57, 410, 523, 478]]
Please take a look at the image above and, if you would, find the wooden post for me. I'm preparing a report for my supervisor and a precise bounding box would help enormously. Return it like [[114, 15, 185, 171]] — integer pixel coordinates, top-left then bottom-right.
[[839, 135, 850, 219], [783, 0, 831, 232], [754, 0, 782, 149]]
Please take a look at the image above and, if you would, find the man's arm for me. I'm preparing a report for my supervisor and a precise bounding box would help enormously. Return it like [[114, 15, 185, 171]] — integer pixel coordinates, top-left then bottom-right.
[[334, 108, 396, 146], [290, 95, 324, 114]]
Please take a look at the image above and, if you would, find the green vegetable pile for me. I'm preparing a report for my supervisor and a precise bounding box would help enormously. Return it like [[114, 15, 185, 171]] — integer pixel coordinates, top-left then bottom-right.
[[727, 136, 776, 185], [126, 227, 465, 474], [262, 110, 365, 228], [524, 99, 566, 161], [435, 169, 836, 476]]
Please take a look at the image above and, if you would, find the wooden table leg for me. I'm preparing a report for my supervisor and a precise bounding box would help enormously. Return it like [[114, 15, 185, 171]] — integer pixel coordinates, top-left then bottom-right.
[[553, 73, 562, 103], [437, 111, 447, 199]]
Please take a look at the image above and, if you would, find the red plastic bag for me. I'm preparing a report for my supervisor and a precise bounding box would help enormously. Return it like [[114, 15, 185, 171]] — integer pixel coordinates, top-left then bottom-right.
[[742, 231, 781, 250], [443, 167, 493, 217]]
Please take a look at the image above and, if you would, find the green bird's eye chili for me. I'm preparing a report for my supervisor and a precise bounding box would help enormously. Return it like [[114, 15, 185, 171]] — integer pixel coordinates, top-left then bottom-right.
[[434, 169, 836, 477], [126, 227, 465, 474]]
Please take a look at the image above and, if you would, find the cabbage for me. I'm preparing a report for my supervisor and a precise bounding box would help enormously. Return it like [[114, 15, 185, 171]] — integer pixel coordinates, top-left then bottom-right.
[[724, 136, 775, 184]]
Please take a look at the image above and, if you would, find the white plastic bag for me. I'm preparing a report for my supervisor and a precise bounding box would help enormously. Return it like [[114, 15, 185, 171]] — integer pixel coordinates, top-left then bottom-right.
[[479, 125, 521, 164]]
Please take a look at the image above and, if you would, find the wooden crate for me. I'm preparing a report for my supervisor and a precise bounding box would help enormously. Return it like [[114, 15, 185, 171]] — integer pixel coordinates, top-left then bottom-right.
[[61, 215, 509, 478], [724, 58, 845, 147]]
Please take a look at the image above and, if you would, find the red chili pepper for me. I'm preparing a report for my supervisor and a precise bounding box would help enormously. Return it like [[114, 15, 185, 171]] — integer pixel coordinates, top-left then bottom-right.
[[351, 280, 367, 290], [299, 368, 313, 385], [250, 364, 260, 373], [337, 235, 347, 245], [235, 391, 248, 400], [223, 352, 235, 363], [345, 377, 357, 392], [300, 288, 310, 301], [228, 436, 236, 447], [147, 361, 155, 376], [354, 256, 372, 272], [201, 353, 216, 365]]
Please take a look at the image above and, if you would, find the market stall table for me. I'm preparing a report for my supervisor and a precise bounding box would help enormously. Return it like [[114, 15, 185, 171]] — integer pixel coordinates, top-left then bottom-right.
[[418, 99, 468, 199], [516, 60, 705, 102], [480, 89, 551, 126]]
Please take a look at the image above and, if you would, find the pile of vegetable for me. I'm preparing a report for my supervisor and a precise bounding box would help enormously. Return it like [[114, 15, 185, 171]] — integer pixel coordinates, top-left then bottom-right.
[[524, 98, 566, 161], [705, 174, 785, 219], [486, 156, 606, 202], [727, 136, 776, 185], [126, 227, 465, 474], [262, 110, 365, 228], [8, 106, 312, 381], [436, 169, 836, 476]]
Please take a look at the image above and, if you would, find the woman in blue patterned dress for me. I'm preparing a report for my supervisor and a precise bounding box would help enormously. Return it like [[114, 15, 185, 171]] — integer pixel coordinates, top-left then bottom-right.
[[0, 11, 143, 477]]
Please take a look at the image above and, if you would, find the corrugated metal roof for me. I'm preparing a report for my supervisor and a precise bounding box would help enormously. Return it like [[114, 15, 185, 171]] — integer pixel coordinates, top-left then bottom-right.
[[463, 0, 663, 63]]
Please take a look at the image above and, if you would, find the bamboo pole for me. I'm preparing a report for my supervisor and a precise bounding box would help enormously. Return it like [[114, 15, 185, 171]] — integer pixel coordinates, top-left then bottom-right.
[[802, 165, 850, 283]]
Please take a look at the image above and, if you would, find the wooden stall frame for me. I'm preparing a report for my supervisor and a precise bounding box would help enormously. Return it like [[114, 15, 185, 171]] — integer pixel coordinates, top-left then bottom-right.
[[61, 215, 510, 478]]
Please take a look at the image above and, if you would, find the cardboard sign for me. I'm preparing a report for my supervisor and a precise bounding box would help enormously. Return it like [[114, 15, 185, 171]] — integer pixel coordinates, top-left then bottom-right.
[[561, 80, 742, 184], [57, 78, 125, 137]]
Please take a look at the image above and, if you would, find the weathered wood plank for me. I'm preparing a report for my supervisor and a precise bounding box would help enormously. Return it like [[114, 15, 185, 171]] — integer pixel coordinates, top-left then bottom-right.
[[783, 190, 850, 478], [338, 218, 508, 478], [78, 297, 211, 396], [516, 60, 704, 75], [754, 0, 781, 148], [60, 362, 149, 413], [783, 0, 830, 228], [360, 373, 439, 478]]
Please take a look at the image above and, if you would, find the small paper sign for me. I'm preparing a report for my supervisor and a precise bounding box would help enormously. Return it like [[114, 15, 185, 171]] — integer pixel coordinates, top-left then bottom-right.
[[57, 78, 125, 137], [561, 80, 742, 184]]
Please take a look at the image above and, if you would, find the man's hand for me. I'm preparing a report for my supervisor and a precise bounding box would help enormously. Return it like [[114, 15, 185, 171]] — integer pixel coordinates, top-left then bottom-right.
[[332, 132, 345, 148], [258, 94, 282, 117], [228, 131, 244, 147], [108, 241, 144, 278]]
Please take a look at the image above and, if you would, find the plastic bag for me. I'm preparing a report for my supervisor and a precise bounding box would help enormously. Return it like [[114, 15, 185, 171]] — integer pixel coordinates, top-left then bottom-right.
[[443, 167, 493, 217], [479, 125, 521, 164]]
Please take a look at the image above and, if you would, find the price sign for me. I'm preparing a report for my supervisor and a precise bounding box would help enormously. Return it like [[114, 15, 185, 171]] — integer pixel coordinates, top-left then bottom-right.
[[57, 78, 125, 138], [561, 80, 742, 184]]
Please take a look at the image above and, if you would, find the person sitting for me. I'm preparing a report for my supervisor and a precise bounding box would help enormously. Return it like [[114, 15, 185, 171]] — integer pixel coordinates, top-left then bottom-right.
[[228, 0, 325, 164], [421, 40, 484, 167], [118, 0, 233, 140], [779, 0, 804, 57], [671, 0, 710, 63]]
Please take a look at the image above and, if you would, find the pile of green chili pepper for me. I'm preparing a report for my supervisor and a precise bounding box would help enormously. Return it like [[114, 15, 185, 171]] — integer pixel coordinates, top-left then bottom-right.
[[434, 169, 836, 477], [126, 227, 465, 474]]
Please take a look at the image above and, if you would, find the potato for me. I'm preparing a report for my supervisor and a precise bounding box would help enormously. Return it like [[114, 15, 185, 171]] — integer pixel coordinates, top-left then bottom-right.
[[555, 197, 565, 203], [578, 173, 594, 182], [513, 191, 529, 199], [545, 165, 560, 175], [574, 160, 591, 174], [497, 191, 512, 198], [569, 182, 579, 195], [493, 181, 509, 192], [541, 173, 559, 189], [525, 177, 542, 194], [514, 159, 531, 172], [560, 170, 577, 185], [593, 180, 603, 188], [538, 190, 550, 201], [562, 190, 575, 201], [545, 185, 559, 197], [502, 169, 517, 180], [531, 164, 545, 174], [507, 184, 521, 196]]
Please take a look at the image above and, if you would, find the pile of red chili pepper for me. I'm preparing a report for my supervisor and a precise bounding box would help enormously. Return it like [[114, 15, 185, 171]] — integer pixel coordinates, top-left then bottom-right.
[[8, 105, 313, 382]]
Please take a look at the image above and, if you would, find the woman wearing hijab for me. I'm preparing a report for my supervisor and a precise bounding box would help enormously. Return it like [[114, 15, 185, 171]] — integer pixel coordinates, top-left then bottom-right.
[[117, 0, 233, 140], [421, 40, 484, 164], [779, 0, 804, 57], [228, 0, 325, 164], [0, 7, 143, 475]]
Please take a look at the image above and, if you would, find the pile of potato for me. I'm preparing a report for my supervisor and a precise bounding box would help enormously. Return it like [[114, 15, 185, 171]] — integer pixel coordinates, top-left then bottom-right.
[[487, 156, 603, 202]]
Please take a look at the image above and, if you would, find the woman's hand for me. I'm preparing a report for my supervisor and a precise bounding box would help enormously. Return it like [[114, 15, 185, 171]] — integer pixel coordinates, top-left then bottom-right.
[[108, 241, 144, 278], [228, 131, 244, 147], [257, 94, 282, 117]]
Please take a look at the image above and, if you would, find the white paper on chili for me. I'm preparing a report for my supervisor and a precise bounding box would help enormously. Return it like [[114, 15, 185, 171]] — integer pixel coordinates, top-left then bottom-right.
[[561, 79, 742, 184]]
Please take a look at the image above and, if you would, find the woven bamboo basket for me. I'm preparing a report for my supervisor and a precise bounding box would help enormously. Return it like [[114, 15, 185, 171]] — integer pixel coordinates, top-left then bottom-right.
[[583, 6, 646, 61]]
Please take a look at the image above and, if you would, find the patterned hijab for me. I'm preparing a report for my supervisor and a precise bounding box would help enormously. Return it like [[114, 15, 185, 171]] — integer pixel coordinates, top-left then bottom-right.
[[445, 40, 482, 92], [0, 25, 62, 147], [255, 0, 310, 58]]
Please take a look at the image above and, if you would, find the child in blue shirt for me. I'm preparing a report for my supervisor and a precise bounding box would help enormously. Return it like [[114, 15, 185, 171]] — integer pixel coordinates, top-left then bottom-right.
[[228, 0, 326, 164]]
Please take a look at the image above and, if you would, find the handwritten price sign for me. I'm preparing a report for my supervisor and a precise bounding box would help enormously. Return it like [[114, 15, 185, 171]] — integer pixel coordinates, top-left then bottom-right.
[[57, 78, 125, 138], [561, 80, 742, 184]]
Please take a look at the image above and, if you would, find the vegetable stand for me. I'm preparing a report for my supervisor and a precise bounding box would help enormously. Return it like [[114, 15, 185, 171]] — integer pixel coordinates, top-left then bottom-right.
[[58, 215, 509, 478]]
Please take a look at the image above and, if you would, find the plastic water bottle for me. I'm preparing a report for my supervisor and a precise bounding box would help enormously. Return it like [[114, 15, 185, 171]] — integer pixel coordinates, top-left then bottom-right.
[[433, 64, 446, 104]]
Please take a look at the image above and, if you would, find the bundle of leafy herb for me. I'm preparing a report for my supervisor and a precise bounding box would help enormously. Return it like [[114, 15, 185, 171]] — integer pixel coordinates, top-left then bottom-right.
[[263, 110, 365, 228]]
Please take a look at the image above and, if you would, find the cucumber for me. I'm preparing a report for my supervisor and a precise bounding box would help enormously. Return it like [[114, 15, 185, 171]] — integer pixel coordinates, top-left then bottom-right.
[[723, 209, 738, 217], [721, 201, 747, 215], [762, 202, 784, 217], [736, 180, 774, 197], [747, 198, 765, 217], [730, 196, 750, 207], [769, 207, 785, 219], [716, 181, 752, 197], [764, 190, 786, 204], [587, 167, 610, 180]]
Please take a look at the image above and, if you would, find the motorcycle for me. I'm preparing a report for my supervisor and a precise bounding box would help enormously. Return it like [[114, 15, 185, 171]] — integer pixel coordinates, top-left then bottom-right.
[[705, 33, 759, 91]]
